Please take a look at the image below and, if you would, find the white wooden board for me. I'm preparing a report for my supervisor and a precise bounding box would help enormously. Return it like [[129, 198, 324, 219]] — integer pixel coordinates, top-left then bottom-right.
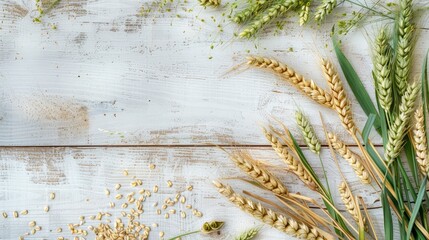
[[0, 147, 395, 239], [1, 0, 427, 146]]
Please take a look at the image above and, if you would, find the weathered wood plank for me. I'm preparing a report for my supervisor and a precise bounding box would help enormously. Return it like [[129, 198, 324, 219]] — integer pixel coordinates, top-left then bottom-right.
[[2, 0, 427, 146], [0, 146, 396, 239]]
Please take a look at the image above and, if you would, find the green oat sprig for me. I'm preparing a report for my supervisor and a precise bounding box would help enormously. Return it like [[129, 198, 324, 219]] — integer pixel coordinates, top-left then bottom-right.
[[295, 110, 321, 154], [239, 0, 299, 38], [394, 0, 414, 95], [314, 0, 337, 22], [385, 81, 420, 162], [374, 27, 393, 112]]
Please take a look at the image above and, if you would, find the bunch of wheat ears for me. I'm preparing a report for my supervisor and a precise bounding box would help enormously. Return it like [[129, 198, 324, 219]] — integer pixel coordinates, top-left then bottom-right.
[[215, 0, 429, 239]]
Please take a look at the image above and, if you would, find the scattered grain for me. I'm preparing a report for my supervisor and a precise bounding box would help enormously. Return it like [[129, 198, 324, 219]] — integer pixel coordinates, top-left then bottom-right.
[[13, 211, 18, 218], [167, 180, 173, 187], [123, 170, 129, 176], [50, 192, 55, 200], [20, 210, 28, 215], [44, 205, 50, 212], [29, 221, 36, 227]]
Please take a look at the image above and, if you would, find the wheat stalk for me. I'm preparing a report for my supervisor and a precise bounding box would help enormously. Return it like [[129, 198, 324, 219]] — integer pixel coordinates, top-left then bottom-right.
[[322, 59, 356, 134], [239, 0, 299, 38], [299, 1, 310, 26], [394, 0, 414, 95], [385, 82, 420, 162], [374, 27, 393, 112], [314, 0, 337, 22], [199, 0, 221, 7], [262, 127, 318, 190], [327, 133, 371, 184], [247, 56, 334, 108], [234, 227, 260, 240], [229, 152, 289, 196], [413, 107, 428, 175], [295, 110, 321, 154], [233, 0, 270, 24], [213, 181, 331, 240]]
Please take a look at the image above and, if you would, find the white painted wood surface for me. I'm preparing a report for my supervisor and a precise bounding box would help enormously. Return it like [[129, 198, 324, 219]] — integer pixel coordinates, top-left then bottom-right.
[[0, 0, 427, 239], [0, 147, 396, 239]]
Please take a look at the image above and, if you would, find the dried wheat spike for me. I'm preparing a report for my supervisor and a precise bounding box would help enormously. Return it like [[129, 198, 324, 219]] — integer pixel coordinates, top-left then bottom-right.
[[338, 182, 359, 221], [247, 56, 334, 108], [322, 59, 356, 134], [328, 133, 371, 184], [413, 107, 428, 175], [213, 181, 330, 240], [230, 152, 289, 196], [262, 128, 317, 190]]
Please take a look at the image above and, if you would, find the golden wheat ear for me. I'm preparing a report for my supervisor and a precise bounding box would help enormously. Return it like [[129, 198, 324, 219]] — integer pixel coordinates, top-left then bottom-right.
[[247, 56, 335, 108]]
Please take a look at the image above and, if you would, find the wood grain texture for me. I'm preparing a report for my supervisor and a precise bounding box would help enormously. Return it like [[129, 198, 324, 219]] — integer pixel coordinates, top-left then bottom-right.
[[1, 0, 427, 146], [0, 147, 397, 239]]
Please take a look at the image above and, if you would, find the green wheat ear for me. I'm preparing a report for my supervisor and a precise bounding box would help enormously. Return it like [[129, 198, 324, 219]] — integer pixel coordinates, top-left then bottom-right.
[[234, 227, 261, 240], [315, 0, 337, 22], [239, 0, 299, 39], [394, 0, 414, 95], [385, 81, 420, 162], [295, 110, 321, 154], [374, 27, 393, 112]]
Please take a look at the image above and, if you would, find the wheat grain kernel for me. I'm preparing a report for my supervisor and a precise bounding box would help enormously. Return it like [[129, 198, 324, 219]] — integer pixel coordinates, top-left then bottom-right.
[[153, 185, 158, 193], [123, 170, 128, 176], [185, 204, 192, 209], [180, 196, 186, 203], [57, 227, 62, 232], [115, 184, 121, 190], [44, 205, 49, 212], [2, 212, 7, 218], [19, 237, 23, 240], [20, 210, 28, 215], [187, 185, 193, 191], [104, 189, 110, 196], [180, 211, 186, 218], [159, 231, 164, 237], [149, 163, 156, 170], [121, 203, 128, 209], [50, 192, 55, 200], [13, 211, 18, 218], [164, 213, 169, 219], [30, 229, 36, 235], [29, 221, 36, 227], [169, 209, 176, 214], [156, 209, 161, 215], [115, 194, 123, 200], [152, 223, 158, 228], [109, 202, 115, 208], [34, 226, 41, 231], [166, 180, 173, 187]]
